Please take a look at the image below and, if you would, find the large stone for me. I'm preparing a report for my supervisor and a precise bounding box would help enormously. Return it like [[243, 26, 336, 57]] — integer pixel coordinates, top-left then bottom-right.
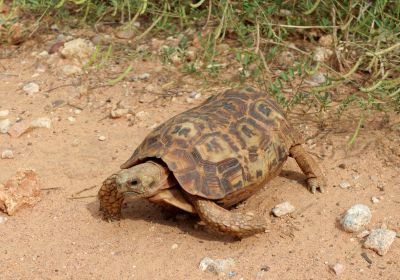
[[364, 229, 396, 256], [0, 170, 41, 215], [340, 204, 371, 232]]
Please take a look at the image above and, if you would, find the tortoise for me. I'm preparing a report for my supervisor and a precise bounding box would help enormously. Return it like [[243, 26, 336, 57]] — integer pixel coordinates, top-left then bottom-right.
[[98, 87, 325, 237]]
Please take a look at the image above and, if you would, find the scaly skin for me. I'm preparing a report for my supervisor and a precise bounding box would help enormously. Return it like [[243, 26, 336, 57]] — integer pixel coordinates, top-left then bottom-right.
[[289, 144, 325, 194], [98, 175, 124, 221], [191, 198, 268, 237]]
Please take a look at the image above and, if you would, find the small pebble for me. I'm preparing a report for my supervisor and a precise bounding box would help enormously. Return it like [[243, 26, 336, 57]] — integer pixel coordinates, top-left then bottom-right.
[[364, 229, 396, 256], [199, 257, 235, 276], [98, 135, 106, 141], [67, 116, 76, 123], [72, 139, 80, 147], [339, 181, 351, 189], [313, 47, 333, 62], [0, 216, 7, 224], [138, 73, 150, 80], [186, 97, 194, 103], [52, 100, 65, 108], [371, 196, 380, 204], [38, 51, 49, 58], [340, 204, 371, 232], [0, 119, 11, 133], [330, 263, 345, 275], [306, 73, 326, 85], [31, 117, 51, 129], [272, 201, 295, 217], [171, 243, 178, 250], [62, 65, 83, 76], [0, 110, 9, 118], [22, 82, 40, 95], [190, 91, 201, 99], [1, 149, 14, 159]]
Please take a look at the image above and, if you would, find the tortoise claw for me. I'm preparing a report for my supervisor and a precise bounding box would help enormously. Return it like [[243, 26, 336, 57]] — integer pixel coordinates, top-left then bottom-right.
[[307, 178, 324, 194]]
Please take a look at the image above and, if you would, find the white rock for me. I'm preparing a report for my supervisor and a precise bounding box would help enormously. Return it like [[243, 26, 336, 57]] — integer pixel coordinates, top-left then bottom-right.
[[60, 38, 95, 65], [138, 73, 150, 80], [340, 204, 371, 232], [1, 149, 14, 159], [72, 139, 80, 147], [31, 117, 51, 129], [0, 216, 7, 224], [190, 91, 201, 99], [67, 116, 76, 123], [171, 243, 178, 250], [0, 110, 9, 118], [98, 135, 106, 141], [135, 111, 148, 122], [313, 47, 333, 62], [0, 119, 11, 133], [330, 263, 345, 275], [306, 73, 326, 85], [23, 82, 40, 95], [339, 181, 351, 189], [62, 65, 83, 76], [364, 229, 396, 256], [277, 51, 295, 66], [38, 51, 49, 58], [371, 196, 380, 204], [199, 257, 235, 276], [272, 201, 295, 217]]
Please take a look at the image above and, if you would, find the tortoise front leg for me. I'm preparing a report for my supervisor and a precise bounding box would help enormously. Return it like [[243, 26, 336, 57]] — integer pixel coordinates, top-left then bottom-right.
[[289, 144, 325, 194], [191, 197, 268, 237], [98, 175, 124, 221]]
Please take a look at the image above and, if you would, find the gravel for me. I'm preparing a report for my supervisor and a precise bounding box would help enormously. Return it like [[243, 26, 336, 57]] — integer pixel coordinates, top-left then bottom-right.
[[340, 204, 371, 232]]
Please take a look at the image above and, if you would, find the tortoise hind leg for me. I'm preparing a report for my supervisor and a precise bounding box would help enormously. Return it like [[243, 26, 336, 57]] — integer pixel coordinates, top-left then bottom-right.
[[289, 144, 325, 193], [191, 197, 268, 237]]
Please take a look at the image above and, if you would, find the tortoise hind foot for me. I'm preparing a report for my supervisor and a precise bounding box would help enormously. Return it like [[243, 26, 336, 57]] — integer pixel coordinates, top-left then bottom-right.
[[289, 144, 325, 194], [192, 198, 268, 237]]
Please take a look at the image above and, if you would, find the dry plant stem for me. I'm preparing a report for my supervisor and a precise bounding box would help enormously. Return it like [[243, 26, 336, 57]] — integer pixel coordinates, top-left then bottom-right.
[[202, 0, 213, 30], [303, 0, 321, 15], [71, 185, 98, 197], [107, 64, 133, 85]]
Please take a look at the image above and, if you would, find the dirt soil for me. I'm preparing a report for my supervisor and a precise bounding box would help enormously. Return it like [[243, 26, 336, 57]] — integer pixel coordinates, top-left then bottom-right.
[[0, 36, 399, 280]]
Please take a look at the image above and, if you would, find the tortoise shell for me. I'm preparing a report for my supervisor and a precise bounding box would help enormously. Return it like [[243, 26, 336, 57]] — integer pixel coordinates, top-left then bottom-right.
[[121, 87, 302, 200]]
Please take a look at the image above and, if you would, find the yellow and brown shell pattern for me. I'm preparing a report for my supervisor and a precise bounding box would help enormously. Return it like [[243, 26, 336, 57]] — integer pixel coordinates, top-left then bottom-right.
[[121, 87, 302, 200]]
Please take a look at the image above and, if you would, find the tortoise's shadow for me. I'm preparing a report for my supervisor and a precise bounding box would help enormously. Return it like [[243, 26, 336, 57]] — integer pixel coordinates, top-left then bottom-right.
[[86, 169, 306, 242], [86, 199, 237, 242], [278, 169, 308, 188]]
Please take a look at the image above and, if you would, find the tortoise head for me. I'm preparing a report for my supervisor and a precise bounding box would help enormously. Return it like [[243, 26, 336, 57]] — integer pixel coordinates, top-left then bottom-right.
[[114, 161, 169, 199]]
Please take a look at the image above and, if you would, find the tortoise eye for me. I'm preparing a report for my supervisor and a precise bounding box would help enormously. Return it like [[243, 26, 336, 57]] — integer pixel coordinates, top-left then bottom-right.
[[130, 179, 139, 186]]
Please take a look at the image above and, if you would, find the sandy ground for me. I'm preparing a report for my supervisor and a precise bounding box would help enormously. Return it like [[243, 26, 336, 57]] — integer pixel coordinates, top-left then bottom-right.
[[0, 38, 399, 280]]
